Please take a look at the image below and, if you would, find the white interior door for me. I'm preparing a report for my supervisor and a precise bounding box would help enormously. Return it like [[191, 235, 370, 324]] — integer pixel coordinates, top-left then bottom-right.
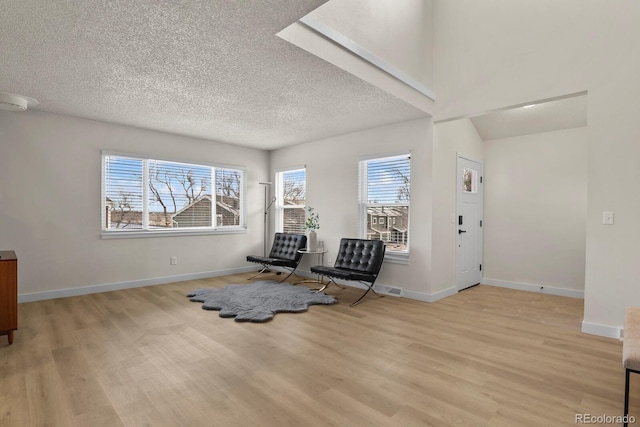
[[456, 155, 483, 291]]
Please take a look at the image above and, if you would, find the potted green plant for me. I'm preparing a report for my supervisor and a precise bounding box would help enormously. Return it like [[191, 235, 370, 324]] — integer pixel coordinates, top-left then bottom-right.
[[304, 207, 320, 251]]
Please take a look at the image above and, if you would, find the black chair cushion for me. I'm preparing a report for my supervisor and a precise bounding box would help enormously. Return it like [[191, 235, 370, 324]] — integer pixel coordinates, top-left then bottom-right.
[[246, 255, 298, 268], [310, 265, 376, 282]]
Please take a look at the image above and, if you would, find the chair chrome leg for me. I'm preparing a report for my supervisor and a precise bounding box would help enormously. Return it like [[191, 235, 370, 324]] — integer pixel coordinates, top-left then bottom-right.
[[312, 277, 382, 305], [247, 266, 269, 280], [277, 269, 298, 283], [314, 276, 336, 293], [350, 285, 373, 306], [314, 278, 330, 293], [349, 282, 383, 306], [625, 368, 630, 427]]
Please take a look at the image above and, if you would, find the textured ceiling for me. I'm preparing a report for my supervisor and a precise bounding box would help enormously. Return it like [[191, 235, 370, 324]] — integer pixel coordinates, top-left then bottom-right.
[[0, 0, 426, 150], [470, 95, 587, 141]]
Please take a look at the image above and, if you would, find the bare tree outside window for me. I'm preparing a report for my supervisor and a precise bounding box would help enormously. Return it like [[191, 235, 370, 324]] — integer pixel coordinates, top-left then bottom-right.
[[104, 155, 245, 232], [149, 167, 177, 227], [216, 169, 241, 226], [149, 161, 211, 228], [111, 191, 136, 228], [284, 178, 305, 204], [393, 167, 410, 202], [218, 170, 241, 199], [104, 156, 143, 229], [179, 169, 208, 204]]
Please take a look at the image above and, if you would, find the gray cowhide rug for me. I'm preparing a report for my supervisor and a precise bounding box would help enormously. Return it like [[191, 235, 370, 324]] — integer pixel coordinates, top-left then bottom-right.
[[187, 280, 337, 322]]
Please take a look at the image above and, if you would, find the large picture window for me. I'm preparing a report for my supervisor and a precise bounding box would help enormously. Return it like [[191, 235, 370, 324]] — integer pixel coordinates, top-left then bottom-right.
[[359, 153, 410, 261], [102, 153, 246, 237], [275, 167, 306, 234]]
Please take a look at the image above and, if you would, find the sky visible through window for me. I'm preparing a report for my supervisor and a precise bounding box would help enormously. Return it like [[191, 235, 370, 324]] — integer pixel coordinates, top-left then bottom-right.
[[283, 169, 306, 204], [285, 170, 306, 188], [104, 157, 144, 211], [104, 156, 239, 213], [104, 155, 245, 231], [366, 156, 410, 204], [149, 160, 211, 213]]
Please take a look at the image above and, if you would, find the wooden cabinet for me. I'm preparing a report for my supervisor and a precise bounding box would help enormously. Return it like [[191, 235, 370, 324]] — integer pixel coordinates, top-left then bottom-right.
[[0, 251, 17, 345]]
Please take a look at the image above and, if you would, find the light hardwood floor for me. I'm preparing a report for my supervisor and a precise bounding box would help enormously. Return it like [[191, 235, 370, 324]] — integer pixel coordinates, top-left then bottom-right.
[[0, 274, 631, 426]]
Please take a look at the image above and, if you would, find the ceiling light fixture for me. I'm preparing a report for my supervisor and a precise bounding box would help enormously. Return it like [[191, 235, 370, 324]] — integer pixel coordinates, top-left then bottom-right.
[[0, 92, 39, 112]]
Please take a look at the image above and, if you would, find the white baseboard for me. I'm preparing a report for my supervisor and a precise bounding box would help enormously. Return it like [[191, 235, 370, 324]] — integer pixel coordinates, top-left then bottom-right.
[[404, 286, 458, 303], [299, 269, 460, 302], [18, 266, 257, 303], [483, 278, 584, 299], [581, 321, 622, 339]]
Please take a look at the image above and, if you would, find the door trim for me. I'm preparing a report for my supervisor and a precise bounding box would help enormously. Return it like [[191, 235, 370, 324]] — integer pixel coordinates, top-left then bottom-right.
[[456, 153, 484, 292]]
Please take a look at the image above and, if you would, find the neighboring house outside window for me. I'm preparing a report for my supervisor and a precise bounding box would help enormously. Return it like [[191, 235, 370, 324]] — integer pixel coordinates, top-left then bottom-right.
[[275, 167, 306, 234], [359, 153, 410, 262], [102, 152, 246, 237]]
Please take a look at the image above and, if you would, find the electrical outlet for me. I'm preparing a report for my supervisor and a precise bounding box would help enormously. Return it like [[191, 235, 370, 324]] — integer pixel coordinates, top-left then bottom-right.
[[170, 256, 178, 265]]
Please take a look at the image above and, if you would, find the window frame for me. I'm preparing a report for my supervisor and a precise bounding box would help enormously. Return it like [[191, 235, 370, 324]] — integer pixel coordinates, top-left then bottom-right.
[[358, 152, 411, 264], [101, 151, 247, 239], [274, 166, 306, 234]]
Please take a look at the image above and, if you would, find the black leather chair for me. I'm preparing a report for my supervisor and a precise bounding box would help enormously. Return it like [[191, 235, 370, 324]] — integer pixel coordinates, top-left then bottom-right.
[[310, 238, 386, 306], [246, 233, 307, 282]]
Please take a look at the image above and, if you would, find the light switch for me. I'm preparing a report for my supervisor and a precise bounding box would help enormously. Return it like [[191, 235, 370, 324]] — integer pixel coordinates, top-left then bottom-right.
[[603, 212, 614, 225]]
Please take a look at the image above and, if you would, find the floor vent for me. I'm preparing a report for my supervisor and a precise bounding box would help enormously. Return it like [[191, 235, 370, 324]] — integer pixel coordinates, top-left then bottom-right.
[[376, 285, 403, 297]]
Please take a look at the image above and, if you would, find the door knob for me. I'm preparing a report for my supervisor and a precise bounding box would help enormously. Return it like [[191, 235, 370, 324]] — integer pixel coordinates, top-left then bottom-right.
[[458, 229, 467, 234]]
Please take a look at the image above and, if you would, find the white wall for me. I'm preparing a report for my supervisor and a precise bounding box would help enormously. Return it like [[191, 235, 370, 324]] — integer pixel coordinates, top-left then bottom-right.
[[0, 111, 268, 299], [432, 118, 483, 294], [278, 1, 434, 113], [270, 118, 437, 299], [308, 0, 433, 89], [483, 127, 587, 295], [433, 0, 640, 336]]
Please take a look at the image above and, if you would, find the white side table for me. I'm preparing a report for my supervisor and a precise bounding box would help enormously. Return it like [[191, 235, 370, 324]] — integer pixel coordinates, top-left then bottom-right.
[[297, 249, 327, 285]]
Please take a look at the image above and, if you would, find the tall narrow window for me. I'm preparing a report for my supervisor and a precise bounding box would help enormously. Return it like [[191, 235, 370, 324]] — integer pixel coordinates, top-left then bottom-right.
[[104, 156, 144, 230], [275, 168, 306, 234], [359, 153, 410, 261], [103, 152, 245, 236], [215, 168, 243, 226]]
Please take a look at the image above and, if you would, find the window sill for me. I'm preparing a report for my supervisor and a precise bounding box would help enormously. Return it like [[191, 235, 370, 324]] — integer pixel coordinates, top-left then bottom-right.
[[101, 227, 247, 239], [384, 252, 409, 265]]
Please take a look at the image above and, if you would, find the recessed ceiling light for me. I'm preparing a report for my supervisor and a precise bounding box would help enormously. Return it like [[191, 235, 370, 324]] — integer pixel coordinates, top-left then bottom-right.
[[522, 104, 536, 109], [0, 92, 39, 112]]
